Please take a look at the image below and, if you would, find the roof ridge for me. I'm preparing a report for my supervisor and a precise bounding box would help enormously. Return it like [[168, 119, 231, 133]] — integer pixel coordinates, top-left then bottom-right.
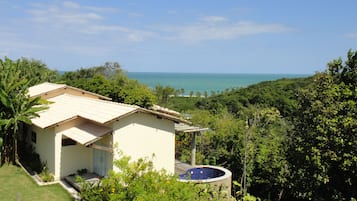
[[56, 93, 139, 109]]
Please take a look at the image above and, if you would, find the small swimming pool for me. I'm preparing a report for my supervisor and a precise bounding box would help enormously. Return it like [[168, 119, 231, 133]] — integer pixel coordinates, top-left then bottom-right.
[[178, 165, 232, 195], [179, 166, 225, 180]]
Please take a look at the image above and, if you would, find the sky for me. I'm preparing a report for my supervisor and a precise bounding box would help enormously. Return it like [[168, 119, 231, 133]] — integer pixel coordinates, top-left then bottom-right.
[[1, 0, 357, 74]]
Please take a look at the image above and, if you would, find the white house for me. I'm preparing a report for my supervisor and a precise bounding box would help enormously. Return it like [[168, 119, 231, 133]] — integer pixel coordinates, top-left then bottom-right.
[[25, 82, 189, 180]]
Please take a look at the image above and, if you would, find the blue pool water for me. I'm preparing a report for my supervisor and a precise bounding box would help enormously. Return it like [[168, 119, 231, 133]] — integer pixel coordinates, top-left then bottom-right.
[[179, 167, 225, 180]]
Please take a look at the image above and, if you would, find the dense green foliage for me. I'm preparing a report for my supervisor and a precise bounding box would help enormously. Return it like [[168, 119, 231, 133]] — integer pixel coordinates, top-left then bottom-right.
[[176, 106, 290, 200], [60, 62, 156, 108], [154, 85, 177, 105], [172, 76, 311, 200], [195, 77, 312, 117], [0, 58, 47, 165], [13, 58, 60, 86], [164, 96, 202, 112], [79, 154, 232, 201], [167, 76, 312, 117], [288, 50, 357, 200], [174, 51, 356, 201], [1, 50, 356, 200]]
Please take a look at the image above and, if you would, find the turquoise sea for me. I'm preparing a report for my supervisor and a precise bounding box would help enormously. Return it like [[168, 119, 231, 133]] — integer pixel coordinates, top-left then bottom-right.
[[127, 72, 310, 95]]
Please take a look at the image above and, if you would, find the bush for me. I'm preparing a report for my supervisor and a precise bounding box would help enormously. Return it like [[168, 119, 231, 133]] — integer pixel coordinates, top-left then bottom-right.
[[39, 166, 54, 182], [78, 153, 233, 201]]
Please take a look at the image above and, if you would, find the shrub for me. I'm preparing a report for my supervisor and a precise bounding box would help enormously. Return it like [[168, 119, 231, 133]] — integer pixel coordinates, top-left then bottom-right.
[[78, 153, 233, 201], [39, 166, 54, 182]]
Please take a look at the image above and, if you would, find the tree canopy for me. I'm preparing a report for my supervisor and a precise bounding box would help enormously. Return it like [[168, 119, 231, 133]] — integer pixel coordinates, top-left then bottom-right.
[[288, 50, 357, 200], [60, 62, 156, 108], [0, 58, 47, 165]]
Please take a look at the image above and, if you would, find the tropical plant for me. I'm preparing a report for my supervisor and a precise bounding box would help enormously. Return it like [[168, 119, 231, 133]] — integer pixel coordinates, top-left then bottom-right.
[[0, 58, 46, 165], [39, 165, 54, 182], [154, 84, 177, 105], [15, 57, 60, 85]]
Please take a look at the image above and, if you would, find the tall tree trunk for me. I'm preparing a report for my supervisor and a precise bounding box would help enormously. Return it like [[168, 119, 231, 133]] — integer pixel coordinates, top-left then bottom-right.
[[278, 188, 284, 201]]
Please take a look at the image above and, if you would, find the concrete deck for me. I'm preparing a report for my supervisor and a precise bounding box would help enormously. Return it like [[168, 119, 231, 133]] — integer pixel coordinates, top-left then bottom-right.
[[175, 160, 193, 175]]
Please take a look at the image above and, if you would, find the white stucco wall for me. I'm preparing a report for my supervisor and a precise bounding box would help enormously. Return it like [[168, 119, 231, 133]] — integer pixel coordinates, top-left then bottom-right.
[[32, 126, 56, 175], [57, 119, 113, 178], [32, 112, 176, 180], [55, 118, 90, 179], [112, 112, 175, 174], [60, 144, 92, 177]]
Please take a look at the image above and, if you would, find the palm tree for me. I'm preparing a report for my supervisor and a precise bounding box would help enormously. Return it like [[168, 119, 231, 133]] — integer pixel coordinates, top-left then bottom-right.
[[0, 58, 46, 165]]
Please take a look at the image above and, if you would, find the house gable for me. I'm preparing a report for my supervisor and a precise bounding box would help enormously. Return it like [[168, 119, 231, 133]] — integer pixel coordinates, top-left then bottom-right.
[[28, 82, 110, 100], [31, 93, 138, 129], [112, 112, 175, 173]]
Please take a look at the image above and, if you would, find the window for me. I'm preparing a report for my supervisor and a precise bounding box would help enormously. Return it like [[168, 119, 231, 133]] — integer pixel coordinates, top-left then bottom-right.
[[62, 138, 77, 146], [31, 131, 36, 143]]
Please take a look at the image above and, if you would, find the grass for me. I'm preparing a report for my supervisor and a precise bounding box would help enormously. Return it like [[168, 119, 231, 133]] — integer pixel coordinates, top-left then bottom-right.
[[0, 164, 73, 201]]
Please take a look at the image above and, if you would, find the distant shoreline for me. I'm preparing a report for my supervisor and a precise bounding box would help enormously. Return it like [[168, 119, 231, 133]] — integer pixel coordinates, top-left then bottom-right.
[[126, 71, 311, 75], [58, 70, 311, 95], [127, 72, 310, 95]]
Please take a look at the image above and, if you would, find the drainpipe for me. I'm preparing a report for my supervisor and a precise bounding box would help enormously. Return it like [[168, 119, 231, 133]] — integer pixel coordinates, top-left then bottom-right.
[[191, 132, 197, 166]]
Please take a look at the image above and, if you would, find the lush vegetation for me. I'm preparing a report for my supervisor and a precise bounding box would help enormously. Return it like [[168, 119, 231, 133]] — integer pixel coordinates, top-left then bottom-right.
[[78, 153, 232, 201], [0, 58, 48, 165], [60, 62, 156, 108], [174, 51, 356, 200], [288, 51, 357, 200], [1, 50, 356, 200], [0, 164, 73, 201]]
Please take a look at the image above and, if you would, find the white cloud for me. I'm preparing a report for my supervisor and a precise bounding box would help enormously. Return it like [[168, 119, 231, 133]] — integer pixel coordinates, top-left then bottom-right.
[[63, 1, 80, 9], [127, 31, 157, 42], [3, 2, 293, 60], [84, 6, 118, 13], [161, 17, 292, 43], [200, 16, 228, 23], [345, 33, 357, 38], [0, 28, 44, 53], [26, 2, 155, 42], [0, 1, 157, 61], [79, 25, 156, 42], [28, 4, 103, 25]]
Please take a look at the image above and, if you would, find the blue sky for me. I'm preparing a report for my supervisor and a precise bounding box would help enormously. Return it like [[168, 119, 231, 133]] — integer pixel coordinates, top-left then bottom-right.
[[1, 0, 356, 73]]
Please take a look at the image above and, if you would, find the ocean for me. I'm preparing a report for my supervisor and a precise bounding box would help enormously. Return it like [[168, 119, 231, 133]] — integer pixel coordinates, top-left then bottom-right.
[[127, 72, 310, 95]]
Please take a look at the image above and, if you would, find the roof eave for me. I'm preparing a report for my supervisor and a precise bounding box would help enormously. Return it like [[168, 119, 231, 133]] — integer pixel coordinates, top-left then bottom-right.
[[29, 85, 111, 101], [137, 108, 192, 125], [65, 85, 111, 100], [104, 108, 191, 125], [32, 115, 80, 129]]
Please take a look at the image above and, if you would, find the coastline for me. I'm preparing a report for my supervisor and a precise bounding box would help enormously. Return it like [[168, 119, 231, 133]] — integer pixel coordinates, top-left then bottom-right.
[[127, 72, 310, 95]]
